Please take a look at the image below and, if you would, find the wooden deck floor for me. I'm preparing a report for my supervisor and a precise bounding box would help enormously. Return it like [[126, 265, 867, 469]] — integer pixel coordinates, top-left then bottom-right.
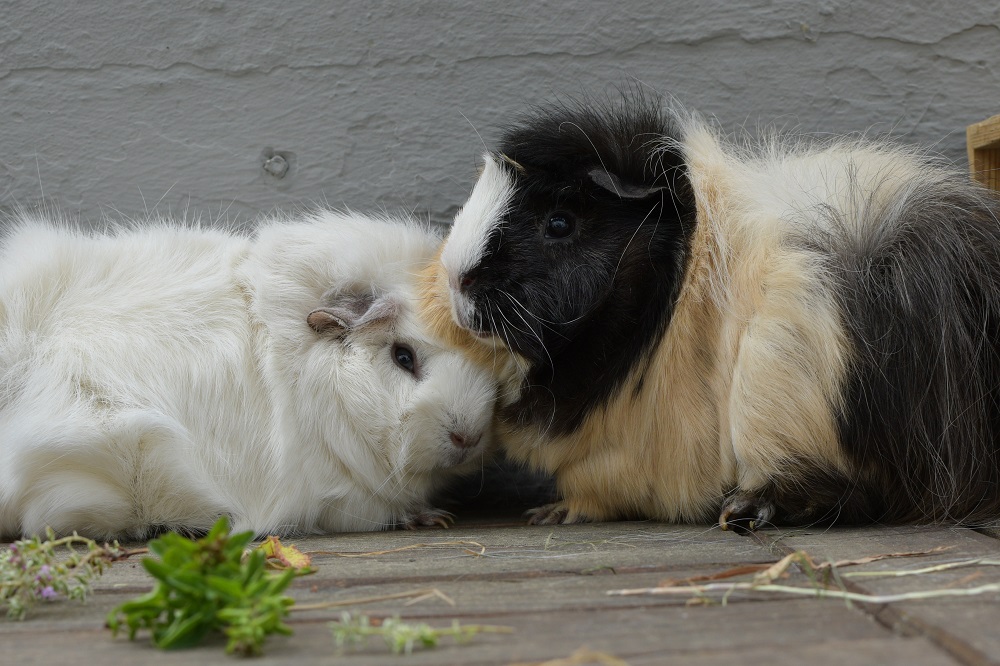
[[4, 513, 1000, 665]]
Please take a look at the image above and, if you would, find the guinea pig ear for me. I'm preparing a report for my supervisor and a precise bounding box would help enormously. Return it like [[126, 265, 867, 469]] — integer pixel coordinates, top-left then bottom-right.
[[498, 153, 527, 174], [307, 307, 353, 335], [307, 292, 400, 336], [586, 167, 667, 200]]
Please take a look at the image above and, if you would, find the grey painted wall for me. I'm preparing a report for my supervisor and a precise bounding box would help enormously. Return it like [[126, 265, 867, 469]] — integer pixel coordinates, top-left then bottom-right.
[[2, 1, 998, 226]]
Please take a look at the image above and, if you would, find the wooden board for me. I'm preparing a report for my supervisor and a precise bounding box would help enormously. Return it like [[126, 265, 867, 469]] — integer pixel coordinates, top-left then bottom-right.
[[3, 521, 994, 665], [968, 113, 1000, 190], [766, 526, 1000, 665]]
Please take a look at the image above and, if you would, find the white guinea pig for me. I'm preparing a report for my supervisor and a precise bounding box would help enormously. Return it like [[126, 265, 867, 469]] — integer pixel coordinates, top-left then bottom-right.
[[0, 211, 498, 540]]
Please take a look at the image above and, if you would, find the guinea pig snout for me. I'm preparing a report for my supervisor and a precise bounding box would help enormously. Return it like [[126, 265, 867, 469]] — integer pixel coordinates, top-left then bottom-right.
[[447, 274, 489, 336], [449, 430, 482, 450]]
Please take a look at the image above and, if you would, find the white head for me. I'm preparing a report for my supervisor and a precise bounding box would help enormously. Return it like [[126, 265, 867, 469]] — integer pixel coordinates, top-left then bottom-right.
[[301, 282, 498, 487]]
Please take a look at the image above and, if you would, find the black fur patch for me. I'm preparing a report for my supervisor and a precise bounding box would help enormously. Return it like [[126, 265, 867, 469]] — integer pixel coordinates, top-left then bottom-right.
[[725, 464, 889, 529], [460, 95, 697, 435], [806, 179, 1000, 525]]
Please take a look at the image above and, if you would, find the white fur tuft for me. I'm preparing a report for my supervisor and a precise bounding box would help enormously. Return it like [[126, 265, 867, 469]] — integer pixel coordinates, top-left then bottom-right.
[[440, 155, 514, 330]]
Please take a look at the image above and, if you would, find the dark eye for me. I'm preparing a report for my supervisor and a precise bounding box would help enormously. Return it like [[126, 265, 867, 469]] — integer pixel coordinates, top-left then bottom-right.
[[392, 343, 416, 374], [544, 212, 575, 239]]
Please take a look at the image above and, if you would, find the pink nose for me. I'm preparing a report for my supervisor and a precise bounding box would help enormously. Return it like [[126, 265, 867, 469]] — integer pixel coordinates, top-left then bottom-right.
[[449, 431, 482, 449]]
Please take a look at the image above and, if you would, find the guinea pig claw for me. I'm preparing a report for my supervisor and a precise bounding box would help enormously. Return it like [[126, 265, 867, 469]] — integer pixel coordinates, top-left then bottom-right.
[[525, 503, 566, 525], [525, 502, 588, 526], [719, 493, 776, 535], [402, 507, 455, 530]]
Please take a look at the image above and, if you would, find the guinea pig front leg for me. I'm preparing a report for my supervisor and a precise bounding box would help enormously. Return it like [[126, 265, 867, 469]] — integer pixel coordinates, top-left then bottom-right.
[[718, 490, 776, 534], [720, 271, 853, 533], [524, 472, 619, 525], [522, 446, 639, 525], [720, 466, 879, 533]]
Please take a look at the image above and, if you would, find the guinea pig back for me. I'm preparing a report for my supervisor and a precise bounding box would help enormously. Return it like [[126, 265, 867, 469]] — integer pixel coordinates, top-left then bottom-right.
[[438, 93, 1000, 530]]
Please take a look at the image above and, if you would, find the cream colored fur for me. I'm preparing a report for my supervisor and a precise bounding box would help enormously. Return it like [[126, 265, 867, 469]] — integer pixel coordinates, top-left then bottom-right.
[[426, 118, 938, 523]]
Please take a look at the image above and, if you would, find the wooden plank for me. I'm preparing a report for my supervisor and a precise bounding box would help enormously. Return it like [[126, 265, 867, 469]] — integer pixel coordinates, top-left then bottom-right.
[[630, 638, 958, 666], [0, 522, 977, 664], [968, 114, 1000, 151], [4, 601, 911, 665], [754, 525, 996, 562], [0, 570, 764, 633], [967, 113, 1000, 190], [760, 526, 1000, 666]]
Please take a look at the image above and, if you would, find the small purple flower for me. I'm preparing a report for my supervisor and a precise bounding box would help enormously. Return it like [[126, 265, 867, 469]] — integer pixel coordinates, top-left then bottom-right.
[[37, 565, 51, 579], [39, 586, 58, 600]]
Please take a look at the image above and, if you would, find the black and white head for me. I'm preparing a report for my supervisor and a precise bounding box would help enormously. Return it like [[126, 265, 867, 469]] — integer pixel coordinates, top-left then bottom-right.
[[439, 95, 699, 433]]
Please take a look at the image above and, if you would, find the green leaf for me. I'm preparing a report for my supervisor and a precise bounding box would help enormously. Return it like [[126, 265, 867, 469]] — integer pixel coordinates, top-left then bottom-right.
[[161, 572, 209, 596], [140, 559, 173, 581], [226, 531, 255, 553], [204, 576, 244, 601], [107, 519, 296, 656], [153, 611, 214, 650], [206, 516, 231, 540]]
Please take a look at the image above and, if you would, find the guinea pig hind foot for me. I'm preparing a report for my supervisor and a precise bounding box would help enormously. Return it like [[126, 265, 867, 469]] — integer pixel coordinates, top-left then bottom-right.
[[719, 492, 776, 534], [401, 507, 455, 530]]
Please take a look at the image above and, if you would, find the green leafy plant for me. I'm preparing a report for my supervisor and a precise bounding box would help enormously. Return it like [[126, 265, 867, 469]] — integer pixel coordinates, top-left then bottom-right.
[[106, 517, 295, 656], [1, 529, 133, 620], [330, 611, 513, 655]]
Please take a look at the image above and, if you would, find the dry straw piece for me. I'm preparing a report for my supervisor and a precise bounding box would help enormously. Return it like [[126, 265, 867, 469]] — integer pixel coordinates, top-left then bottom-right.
[[606, 546, 1000, 605]]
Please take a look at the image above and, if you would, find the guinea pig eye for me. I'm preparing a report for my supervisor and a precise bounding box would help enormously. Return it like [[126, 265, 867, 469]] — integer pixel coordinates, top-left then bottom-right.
[[392, 343, 417, 374], [544, 212, 576, 240]]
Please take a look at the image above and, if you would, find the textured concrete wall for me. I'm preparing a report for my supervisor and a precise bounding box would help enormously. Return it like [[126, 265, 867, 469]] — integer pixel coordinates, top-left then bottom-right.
[[1, 1, 998, 225]]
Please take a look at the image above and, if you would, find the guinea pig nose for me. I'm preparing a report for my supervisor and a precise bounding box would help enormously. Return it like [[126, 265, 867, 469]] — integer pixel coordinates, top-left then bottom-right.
[[449, 431, 481, 449]]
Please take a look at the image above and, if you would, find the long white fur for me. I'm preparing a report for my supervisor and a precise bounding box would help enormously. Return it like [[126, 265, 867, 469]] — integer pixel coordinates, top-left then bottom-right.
[[440, 156, 514, 330], [0, 211, 498, 539]]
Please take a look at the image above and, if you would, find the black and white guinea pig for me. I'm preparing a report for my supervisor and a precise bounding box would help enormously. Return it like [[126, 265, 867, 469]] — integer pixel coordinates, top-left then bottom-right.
[[426, 93, 1000, 531], [0, 211, 498, 540]]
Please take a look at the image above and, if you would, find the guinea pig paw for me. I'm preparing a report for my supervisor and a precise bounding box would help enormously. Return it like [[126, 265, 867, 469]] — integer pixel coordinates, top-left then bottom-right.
[[402, 507, 455, 530], [524, 502, 588, 526], [719, 494, 776, 535]]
